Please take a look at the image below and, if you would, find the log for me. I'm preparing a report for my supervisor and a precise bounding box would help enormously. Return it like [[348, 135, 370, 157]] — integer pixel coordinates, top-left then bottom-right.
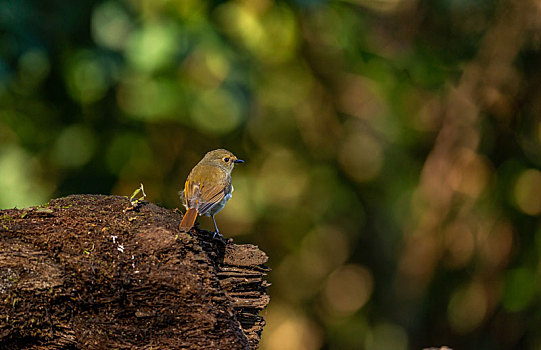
[[0, 194, 270, 349]]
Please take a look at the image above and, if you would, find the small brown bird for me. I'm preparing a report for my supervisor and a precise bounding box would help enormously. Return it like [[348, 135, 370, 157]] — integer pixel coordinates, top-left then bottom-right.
[[179, 149, 244, 236]]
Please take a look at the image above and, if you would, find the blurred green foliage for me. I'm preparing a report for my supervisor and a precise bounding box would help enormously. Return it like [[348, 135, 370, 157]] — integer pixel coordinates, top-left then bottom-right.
[[1, 0, 541, 349]]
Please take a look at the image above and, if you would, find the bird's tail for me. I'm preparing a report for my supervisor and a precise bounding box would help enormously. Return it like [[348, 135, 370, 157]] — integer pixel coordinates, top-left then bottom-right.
[[179, 208, 198, 232]]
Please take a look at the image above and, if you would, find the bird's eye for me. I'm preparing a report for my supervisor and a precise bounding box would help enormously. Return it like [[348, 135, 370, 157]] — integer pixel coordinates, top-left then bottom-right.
[[224, 157, 230, 163]]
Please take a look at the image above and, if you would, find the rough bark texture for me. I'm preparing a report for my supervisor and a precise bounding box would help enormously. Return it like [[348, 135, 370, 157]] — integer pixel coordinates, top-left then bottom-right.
[[0, 195, 270, 349]]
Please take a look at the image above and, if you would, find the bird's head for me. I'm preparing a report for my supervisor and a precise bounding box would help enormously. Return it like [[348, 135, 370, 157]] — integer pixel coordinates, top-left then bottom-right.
[[203, 149, 244, 172]]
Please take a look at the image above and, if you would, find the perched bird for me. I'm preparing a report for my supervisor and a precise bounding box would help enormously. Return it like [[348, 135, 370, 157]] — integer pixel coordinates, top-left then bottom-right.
[[179, 149, 243, 236]]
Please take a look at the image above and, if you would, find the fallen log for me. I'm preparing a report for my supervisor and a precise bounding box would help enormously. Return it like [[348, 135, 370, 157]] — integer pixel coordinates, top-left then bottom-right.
[[0, 194, 270, 349]]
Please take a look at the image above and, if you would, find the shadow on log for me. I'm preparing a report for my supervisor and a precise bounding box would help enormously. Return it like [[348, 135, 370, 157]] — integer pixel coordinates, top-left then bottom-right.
[[0, 195, 270, 349]]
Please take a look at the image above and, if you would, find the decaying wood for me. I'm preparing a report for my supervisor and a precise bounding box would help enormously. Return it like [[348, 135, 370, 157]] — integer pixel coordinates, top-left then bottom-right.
[[0, 195, 270, 349]]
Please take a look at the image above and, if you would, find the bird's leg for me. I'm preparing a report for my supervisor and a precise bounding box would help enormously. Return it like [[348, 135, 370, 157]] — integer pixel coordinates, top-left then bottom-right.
[[211, 215, 222, 239]]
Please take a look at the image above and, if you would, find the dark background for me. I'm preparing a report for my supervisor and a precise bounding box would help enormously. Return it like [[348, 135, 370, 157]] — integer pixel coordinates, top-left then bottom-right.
[[1, 0, 541, 349]]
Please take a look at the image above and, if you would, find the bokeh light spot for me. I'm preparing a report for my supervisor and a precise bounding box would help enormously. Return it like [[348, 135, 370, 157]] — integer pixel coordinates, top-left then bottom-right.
[[338, 130, 383, 183], [448, 281, 487, 333], [448, 149, 491, 198], [479, 221, 513, 269], [191, 88, 243, 135], [92, 1, 132, 50], [323, 264, 373, 316], [443, 220, 475, 269], [216, 2, 263, 50], [337, 74, 384, 120], [52, 125, 96, 168], [216, 2, 298, 63], [299, 226, 350, 280], [181, 44, 231, 89], [205, 49, 230, 83], [365, 323, 408, 350], [257, 149, 308, 208], [255, 4, 298, 63], [0, 146, 51, 208], [65, 51, 110, 104], [106, 132, 152, 175], [117, 75, 181, 119], [261, 304, 323, 350], [18, 49, 50, 90], [126, 22, 180, 72], [513, 169, 541, 215]]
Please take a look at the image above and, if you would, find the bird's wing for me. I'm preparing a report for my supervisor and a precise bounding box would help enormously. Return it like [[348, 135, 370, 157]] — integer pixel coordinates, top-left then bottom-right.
[[184, 166, 231, 215]]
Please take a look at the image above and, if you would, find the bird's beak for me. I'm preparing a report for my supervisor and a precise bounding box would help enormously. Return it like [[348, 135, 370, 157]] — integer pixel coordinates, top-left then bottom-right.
[[234, 159, 244, 164]]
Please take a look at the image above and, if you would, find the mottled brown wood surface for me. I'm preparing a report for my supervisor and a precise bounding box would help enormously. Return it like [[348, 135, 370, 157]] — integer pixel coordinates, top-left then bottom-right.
[[0, 195, 269, 349]]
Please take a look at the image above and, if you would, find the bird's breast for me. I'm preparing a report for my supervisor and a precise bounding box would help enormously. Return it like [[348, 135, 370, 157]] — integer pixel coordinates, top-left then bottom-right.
[[206, 192, 232, 216]]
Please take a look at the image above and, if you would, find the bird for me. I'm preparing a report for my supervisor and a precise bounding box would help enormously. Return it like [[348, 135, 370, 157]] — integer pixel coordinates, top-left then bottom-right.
[[178, 149, 244, 237]]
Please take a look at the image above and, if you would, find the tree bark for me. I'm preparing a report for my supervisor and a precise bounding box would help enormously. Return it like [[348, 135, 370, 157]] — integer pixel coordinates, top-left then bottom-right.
[[0, 194, 270, 349]]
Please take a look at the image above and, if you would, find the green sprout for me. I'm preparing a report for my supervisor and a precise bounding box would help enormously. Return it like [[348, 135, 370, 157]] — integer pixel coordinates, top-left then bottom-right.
[[129, 183, 147, 206], [124, 183, 147, 212]]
